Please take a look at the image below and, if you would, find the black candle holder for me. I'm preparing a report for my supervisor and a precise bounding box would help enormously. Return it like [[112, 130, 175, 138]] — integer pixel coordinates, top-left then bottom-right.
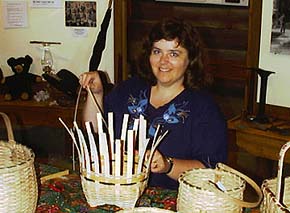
[[253, 68, 275, 124]]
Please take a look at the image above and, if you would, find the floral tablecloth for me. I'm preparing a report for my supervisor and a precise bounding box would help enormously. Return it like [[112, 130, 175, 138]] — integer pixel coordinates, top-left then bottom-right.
[[36, 163, 177, 213], [36, 163, 260, 213]]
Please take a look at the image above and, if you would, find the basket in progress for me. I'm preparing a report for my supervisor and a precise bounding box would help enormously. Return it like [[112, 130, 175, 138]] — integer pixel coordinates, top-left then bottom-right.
[[177, 163, 262, 213], [118, 207, 175, 212], [0, 112, 38, 213], [60, 89, 168, 209], [80, 159, 149, 209], [260, 141, 290, 212]]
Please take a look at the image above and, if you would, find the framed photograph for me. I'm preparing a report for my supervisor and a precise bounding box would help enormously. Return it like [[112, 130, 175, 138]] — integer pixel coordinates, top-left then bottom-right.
[[270, 0, 290, 55], [65, 1, 96, 27], [259, 0, 290, 107]]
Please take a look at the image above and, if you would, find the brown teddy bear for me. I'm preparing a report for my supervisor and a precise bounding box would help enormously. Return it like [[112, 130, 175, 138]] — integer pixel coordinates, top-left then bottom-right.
[[1, 55, 42, 101]]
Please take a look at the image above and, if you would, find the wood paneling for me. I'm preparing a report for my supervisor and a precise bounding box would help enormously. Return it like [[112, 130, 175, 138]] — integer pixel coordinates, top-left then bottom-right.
[[126, 1, 250, 81], [114, 0, 264, 119]]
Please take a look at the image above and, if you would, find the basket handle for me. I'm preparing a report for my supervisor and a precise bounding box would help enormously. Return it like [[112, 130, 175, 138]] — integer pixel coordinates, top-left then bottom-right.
[[212, 163, 263, 208], [0, 112, 15, 142], [276, 141, 290, 204]]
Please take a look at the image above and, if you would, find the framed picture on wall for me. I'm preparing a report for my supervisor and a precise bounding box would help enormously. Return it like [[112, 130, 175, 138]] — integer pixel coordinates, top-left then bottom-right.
[[270, 0, 290, 55], [65, 1, 96, 27]]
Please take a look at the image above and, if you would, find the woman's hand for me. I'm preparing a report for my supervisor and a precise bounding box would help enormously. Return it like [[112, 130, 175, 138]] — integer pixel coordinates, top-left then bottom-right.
[[149, 150, 171, 174], [80, 71, 104, 132], [79, 71, 103, 95], [148, 150, 205, 180]]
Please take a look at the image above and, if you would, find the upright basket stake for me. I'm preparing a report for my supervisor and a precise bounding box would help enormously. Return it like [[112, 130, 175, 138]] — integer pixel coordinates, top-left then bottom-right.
[[85, 122, 100, 174], [108, 112, 115, 154], [127, 130, 134, 177], [121, 114, 129, 145], [115, 139, 122, 176], [74, 122, 91, 173], [100, 132, 110, 176], [138, 115, 146, 154]]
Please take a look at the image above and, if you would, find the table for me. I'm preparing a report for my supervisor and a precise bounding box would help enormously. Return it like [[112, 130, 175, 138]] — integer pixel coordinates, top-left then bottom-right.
[[228, 116, 290, 163], [36, 164, 177, 213], [36, 163, 262, 213], [228, 116, 290, 180]]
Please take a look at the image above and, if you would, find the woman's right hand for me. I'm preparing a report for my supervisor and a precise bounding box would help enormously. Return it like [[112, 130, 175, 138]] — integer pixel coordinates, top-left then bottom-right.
[[79, 71, 103, 95]]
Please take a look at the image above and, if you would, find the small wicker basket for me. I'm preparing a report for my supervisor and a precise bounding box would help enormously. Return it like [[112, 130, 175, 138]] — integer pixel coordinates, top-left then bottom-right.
[[0, 112, 38, 213], [260, 141, 290, 212], [177, 163, 262, 213]]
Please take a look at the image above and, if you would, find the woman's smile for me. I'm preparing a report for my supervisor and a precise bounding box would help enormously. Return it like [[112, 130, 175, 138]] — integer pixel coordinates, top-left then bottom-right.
[[150, 39, 189, 87]]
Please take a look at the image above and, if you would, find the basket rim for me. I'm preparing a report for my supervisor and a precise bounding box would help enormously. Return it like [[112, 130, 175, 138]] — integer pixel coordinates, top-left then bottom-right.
[[81, 170, 149, 185], [261, 178, 290, 211], [0, 142, 35, 170], [179, 168, 245, 193]]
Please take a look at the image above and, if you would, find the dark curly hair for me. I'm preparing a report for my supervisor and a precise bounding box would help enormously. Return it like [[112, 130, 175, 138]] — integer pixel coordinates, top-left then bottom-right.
[[137, 17, 212, 90]]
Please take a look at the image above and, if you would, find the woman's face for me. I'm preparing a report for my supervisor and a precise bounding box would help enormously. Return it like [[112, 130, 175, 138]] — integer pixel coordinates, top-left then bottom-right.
[[149, 39, 189, 87]]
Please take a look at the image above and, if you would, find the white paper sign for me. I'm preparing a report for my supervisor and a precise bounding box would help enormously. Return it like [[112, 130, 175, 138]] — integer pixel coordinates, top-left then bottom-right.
[[71, 28, 88, 38], [30, 0, 61, 8], [3, 1, 28, 29]]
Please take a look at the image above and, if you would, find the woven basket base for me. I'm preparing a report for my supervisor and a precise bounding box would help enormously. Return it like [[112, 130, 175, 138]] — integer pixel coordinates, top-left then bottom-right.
[[81, 175, 147, 209]]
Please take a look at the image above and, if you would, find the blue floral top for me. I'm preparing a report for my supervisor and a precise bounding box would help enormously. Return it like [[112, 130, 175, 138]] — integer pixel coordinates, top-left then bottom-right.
[[104, 76, 228, 190]]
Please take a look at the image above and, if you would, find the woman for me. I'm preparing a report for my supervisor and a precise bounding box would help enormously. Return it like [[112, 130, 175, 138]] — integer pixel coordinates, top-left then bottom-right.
[[79, 17, 228, 190]]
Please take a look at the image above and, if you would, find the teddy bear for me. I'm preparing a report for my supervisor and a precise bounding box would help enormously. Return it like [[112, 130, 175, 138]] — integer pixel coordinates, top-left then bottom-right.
[[0, 55, 42, 101]]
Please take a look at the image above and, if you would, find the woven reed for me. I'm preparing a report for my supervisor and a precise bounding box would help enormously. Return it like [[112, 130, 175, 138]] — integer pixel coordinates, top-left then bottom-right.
[[0, 112, 38, 213], [260, 141, 290, 213], [260, 177, 290, 212], [81, 160, 148, 209], [118, 207, 175, 212], [177, 163, 262, 213]]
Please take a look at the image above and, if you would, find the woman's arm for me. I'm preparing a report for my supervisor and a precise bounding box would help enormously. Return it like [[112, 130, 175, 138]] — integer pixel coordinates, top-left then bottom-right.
[[79, 71, 104, 132], [150, 150, 205, 180]]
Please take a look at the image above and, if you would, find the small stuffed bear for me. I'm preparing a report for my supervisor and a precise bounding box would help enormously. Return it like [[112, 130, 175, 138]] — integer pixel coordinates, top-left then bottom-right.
[[1, 55, 42, 101]]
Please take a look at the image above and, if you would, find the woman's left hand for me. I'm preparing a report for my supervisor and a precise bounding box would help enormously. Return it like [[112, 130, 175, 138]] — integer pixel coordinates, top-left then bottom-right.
[[149, 150, 170, 174]]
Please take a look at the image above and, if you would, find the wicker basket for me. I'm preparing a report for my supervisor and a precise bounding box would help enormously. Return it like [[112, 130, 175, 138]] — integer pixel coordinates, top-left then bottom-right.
[[80, 159, 149, 209], [177, 163, 262, 213], [118, 207, 175, 212], [0, 112, 38, 213], [260, 141, 290, 212], [60, 88, 168, 209]]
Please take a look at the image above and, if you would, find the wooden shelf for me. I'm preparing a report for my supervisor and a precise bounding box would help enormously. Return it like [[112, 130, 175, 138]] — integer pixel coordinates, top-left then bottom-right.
[[0, 81, 82, 128], [228, 116, 290, 164]]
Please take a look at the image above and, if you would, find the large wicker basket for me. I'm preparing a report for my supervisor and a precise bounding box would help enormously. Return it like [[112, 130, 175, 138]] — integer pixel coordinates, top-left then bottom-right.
[[0, 112, 38, 213], [177, 163, 262, 213], [260, 141, 290, 212]]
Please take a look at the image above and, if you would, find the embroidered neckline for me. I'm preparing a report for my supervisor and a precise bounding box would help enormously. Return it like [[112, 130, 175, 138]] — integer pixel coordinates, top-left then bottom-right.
[[126, 88, 190, 137]]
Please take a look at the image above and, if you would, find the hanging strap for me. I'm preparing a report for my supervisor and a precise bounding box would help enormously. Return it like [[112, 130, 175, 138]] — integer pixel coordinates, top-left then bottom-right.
[[210, 163, 263, 208]]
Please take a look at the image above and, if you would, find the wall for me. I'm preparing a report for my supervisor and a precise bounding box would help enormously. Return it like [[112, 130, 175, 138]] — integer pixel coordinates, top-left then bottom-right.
[[259, 1, 290, 108], [0, 0, 114, 81]]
